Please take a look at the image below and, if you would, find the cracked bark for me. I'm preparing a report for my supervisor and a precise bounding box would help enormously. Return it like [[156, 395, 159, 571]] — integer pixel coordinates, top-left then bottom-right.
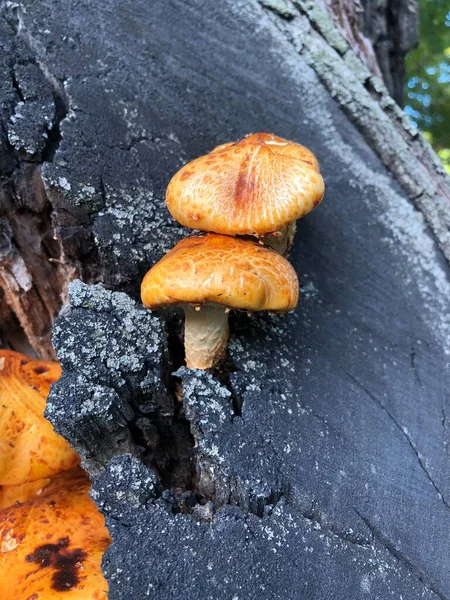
[[355, 510, 449, 600], [0, 9, 78, 358], [1, 0, 450, 598], [345, 370, 450, 511]]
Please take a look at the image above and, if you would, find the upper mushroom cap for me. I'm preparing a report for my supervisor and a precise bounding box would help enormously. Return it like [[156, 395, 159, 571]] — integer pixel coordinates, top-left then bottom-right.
[[165, 132, 324, 236], [141, 233, 299, 312]]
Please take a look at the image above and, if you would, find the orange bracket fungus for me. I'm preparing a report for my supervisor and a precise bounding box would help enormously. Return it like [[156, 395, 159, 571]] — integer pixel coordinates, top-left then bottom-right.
[[0, 350, 79, 486], [0, 350, 111, 599], [166, 132, 325, 255], [0, 467, 110, 600], [141, 233, 299, 369]]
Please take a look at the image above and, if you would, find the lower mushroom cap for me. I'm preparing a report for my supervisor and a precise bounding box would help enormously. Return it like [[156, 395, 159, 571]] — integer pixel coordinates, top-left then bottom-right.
[[141, 234, 299, 369], [141, 233, 299, 313]]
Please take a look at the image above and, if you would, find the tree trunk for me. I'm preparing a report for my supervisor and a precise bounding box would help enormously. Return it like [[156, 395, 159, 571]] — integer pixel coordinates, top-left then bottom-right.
[[1, 1, 450, 598]]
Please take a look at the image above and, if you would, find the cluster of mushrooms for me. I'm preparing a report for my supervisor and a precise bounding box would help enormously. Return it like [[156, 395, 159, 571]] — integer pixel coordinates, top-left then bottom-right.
[[141, 133, 325, 370]]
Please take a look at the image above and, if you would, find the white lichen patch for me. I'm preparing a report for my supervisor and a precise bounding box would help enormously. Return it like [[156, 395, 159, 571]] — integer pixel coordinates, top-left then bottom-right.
[[301, 280, 320, 302], [58, 176, 72, 191]]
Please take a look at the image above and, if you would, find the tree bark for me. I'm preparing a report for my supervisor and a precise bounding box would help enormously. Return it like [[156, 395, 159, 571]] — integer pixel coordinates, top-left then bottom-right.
[[1, 1, 450, 599], [327, 0, 419, 105]]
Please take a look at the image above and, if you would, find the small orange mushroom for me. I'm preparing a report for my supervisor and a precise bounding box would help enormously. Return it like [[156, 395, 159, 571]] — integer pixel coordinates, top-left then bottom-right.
[[166, 132, 325, 255], [141, 233, 299, 369], [0, 350, 79, 486]]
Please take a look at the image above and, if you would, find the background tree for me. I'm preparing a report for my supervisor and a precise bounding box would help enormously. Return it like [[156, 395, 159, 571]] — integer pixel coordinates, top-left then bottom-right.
[[405, 0, 450, 171]]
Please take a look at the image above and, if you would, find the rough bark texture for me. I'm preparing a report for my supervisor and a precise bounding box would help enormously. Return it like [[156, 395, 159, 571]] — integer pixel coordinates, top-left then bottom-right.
[[1, 0, 450, 598], [0, 17, 75, 358]]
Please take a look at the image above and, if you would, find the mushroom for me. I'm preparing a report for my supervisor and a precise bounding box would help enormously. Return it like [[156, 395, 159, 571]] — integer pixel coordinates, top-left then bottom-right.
[[141, 233, 299, 370], [0, 350, 79, 486], [165, 132, 324, 255]]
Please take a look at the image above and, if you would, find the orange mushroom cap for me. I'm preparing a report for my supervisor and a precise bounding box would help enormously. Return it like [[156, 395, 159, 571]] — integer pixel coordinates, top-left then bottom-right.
[[141, 233, 299, 312], [166, 132, 324, 236], [0, 351, 109, 599], [0, 350, 79, 486]]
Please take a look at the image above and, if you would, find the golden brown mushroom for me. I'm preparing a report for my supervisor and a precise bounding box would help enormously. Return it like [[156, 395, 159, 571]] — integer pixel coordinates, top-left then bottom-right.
[[0, 350, 79, 486], [141, 233, 299, 369], [166, 132, 325, 255]]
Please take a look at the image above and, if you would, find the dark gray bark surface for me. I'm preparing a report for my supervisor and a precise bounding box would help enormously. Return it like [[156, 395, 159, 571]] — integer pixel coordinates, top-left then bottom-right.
[[1, 0, 450, 598]]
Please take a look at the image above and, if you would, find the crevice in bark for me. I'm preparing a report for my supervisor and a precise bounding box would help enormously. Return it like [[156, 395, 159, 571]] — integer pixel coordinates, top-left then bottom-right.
[[163, 311, 185, 403], [213, 363, 243, 418], [134, 313, 199, 494], [10, 68, 25, 103], [409, 343, 422, 386], [346, 370, 450, 511], [40, 85, 68, 164], [301, 501, 370, 547], [0, 7, 75, 358], [0, 168, 71, 359]]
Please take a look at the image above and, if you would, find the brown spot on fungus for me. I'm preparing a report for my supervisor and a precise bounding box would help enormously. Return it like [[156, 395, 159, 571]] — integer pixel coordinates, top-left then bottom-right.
[[26, 537, 88, 592], [33, 367, 47, 376]]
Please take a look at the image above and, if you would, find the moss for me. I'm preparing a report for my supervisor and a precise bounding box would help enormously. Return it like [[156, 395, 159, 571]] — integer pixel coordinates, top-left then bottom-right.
[[293, 0, 348, 55]]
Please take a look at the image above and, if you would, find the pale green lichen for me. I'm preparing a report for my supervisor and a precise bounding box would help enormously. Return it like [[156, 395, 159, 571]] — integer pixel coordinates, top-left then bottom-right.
[[293, 0, 348, 55], [258, 0, 295, 19]]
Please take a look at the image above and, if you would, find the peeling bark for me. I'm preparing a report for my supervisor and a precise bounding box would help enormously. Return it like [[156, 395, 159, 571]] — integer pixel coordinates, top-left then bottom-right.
[[326, 0, 419, 105], [0, 13, 78, 358]]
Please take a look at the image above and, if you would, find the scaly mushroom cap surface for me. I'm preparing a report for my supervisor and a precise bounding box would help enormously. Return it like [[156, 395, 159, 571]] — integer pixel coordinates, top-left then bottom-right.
[[0, 351, 79, 486], [166, 132, 324, 236], [0, 466, 110, 599], [141, 233, 299, 312]]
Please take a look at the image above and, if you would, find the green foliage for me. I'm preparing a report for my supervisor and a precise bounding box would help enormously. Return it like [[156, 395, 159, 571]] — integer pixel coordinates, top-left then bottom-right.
[[404, 0, 450, 172]]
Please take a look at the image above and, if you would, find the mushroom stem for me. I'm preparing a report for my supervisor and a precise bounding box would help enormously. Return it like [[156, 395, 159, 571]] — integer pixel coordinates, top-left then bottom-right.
[[262, 221, 296, 256], [183, 304, 229, 369]]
